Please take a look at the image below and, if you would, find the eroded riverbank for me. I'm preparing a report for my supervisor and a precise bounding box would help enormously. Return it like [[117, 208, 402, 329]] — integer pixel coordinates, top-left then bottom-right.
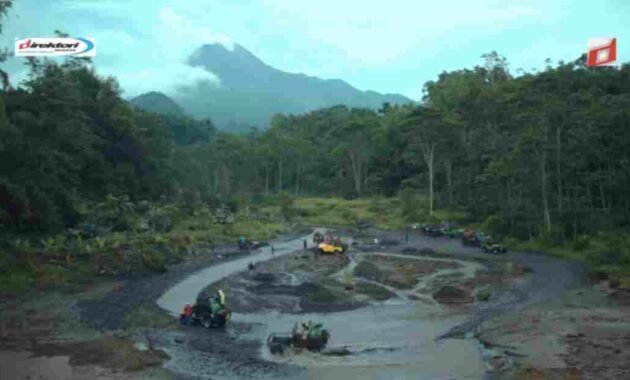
[[3, 226, 628, 380], [156, 228, 541, 379]]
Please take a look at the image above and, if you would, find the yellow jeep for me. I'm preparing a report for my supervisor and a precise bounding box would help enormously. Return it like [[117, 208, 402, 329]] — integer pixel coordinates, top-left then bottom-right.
[[318, 243, 345, 254]]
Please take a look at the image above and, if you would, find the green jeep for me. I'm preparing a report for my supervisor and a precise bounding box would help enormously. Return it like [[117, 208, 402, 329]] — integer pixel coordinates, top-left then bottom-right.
[[481, 238, 507, 254], [444, 227, 465, 239]]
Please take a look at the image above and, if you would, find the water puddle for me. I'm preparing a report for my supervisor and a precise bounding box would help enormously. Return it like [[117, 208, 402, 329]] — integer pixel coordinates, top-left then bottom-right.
[[157, 231, 486, 379]]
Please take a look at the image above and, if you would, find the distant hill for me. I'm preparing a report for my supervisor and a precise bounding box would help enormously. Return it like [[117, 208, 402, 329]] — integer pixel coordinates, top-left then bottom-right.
[[129, 91, 186, 117], [171, 43, 413, 131]]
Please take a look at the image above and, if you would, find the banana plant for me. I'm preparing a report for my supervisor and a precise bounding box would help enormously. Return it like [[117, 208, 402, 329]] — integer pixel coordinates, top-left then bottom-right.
[[93, 237, 109, 252], [14, 239, 36, 270], [151, 234, 168, 245], [14, 239, 31, 254], [41, 235, 66, 257], [73, 236, 93, 257]]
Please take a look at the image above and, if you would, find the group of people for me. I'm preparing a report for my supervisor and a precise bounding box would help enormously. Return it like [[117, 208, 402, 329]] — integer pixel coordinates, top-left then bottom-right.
[[180, 289, 227, 325], [295, 321, 324, 339], [313, 231, 343, 246]]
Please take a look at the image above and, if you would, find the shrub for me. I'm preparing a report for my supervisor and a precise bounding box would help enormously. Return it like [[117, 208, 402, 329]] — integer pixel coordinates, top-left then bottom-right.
[[398, 188, 420, 223], [339, 209, 358, 224], [354, 261, 383, 282], [537, 225, 565, 247], [572, 234, 591, 251], [141, 252, 167, 273], [588, 234, 630, 266], [278, 193, 296, 221], [481, 215, 506, 237]]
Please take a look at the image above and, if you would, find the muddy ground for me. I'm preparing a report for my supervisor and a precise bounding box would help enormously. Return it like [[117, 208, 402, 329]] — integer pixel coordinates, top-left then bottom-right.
[[198, 245, 521, 317], [2, 226, 630, 379], [480, 282, 630, 379], [0, 233, 307, 380]]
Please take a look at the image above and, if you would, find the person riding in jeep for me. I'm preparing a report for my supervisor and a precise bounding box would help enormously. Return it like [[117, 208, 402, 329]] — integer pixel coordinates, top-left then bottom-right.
[[211, 289, 226, 313], [308, 322, 323, 338], [238, 236, 247, 249]]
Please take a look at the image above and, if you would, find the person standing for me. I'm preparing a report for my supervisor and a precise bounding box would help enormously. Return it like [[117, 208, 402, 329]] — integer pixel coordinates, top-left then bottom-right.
[[303, 239, 307, 250], [180, 303, 193, 325]]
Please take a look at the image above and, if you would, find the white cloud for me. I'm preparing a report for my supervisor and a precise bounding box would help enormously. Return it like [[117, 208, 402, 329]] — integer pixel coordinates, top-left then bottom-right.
[[158, 6, 234, 50], [92, 6, 227, 97], [261, 0, 545, 65], [113, 64, 219, 98]]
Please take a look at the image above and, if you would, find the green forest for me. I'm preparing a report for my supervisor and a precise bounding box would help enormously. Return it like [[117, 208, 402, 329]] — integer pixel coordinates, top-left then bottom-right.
[[1, 3, 630, 291]]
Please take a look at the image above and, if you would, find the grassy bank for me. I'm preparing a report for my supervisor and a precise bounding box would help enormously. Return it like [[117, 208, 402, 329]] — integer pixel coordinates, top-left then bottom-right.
[[286, 196, 630, 289], [290, 196, 467, 229], [0, 210, 286, 299]]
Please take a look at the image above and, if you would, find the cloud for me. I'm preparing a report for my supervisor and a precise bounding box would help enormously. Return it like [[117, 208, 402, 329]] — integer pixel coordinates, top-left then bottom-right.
[[114, 64, 219, 98], [261, 0, 545, 65], [158, 6, 234, 50], [91, 5, 227, 97]]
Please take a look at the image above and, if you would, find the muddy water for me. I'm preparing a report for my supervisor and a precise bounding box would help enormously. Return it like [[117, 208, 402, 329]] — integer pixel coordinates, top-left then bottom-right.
[[157, 233, 314, 314], [238, 304, 484, 379], [157, 232, 486, 379]]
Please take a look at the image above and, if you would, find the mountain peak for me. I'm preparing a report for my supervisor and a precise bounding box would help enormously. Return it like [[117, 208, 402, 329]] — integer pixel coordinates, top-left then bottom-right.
[[176, 43, 413, 130], [129, 91, 185, 116]]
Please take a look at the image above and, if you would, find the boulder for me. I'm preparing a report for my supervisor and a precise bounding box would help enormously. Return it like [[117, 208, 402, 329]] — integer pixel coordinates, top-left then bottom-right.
[[149, 215, 173, 232], [136, 200, 151, 213], [137, 218, 151, 232], [432, 286, 474, 304]]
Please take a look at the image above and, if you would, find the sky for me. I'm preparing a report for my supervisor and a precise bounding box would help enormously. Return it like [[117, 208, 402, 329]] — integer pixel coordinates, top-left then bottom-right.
[[3, 0, 630, 100]]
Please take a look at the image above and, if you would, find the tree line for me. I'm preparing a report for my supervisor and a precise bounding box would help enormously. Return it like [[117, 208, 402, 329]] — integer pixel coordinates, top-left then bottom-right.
[[204, 52, 630, 242], [1, 19, 629, 243]]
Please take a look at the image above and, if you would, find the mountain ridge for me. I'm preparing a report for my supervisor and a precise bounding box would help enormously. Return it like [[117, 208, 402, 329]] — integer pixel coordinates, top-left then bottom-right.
[[142, 43, 414, 131], [129, 91, 186, 117]]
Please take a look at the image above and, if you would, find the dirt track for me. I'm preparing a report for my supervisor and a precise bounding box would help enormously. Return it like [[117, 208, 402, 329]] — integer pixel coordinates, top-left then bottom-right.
[[3, 227, 630, 379]]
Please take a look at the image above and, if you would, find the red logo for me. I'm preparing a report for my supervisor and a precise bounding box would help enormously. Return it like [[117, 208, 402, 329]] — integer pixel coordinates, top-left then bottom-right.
[[18, 39, 31, 49], [586, 38, 617, 67]]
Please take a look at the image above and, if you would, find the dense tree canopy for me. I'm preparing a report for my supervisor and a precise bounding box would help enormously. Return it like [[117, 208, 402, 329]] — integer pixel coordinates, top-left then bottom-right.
[[1, 44, 629, 243]]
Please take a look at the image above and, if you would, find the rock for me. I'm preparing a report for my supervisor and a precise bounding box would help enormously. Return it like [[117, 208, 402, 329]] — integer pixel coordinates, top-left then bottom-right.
[[609, 289, 630, 305], [378, 238, 400, 246], [592, 270, 609, 282], [149, 215, 173, 232], [134, 342, 149, 351], [419, 248, 436, 255], [385, 271, 416, 289], [407, 294, 420, 300], [476, 291, 491, 302], [486, 355, 511, 372], [137, 218, 151, 232], [321, 347, 352, 356], [253, 272, 276, 282], [609, 279, 621, 289], [565, 333, 585, 339], [136, 200, 151, 213], [432, 286, 474, 304]]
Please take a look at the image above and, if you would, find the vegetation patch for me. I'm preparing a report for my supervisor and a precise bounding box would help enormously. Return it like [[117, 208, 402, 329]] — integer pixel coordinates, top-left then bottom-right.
[[354, 282, 396, 301], [354, 260, 385, 282]]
